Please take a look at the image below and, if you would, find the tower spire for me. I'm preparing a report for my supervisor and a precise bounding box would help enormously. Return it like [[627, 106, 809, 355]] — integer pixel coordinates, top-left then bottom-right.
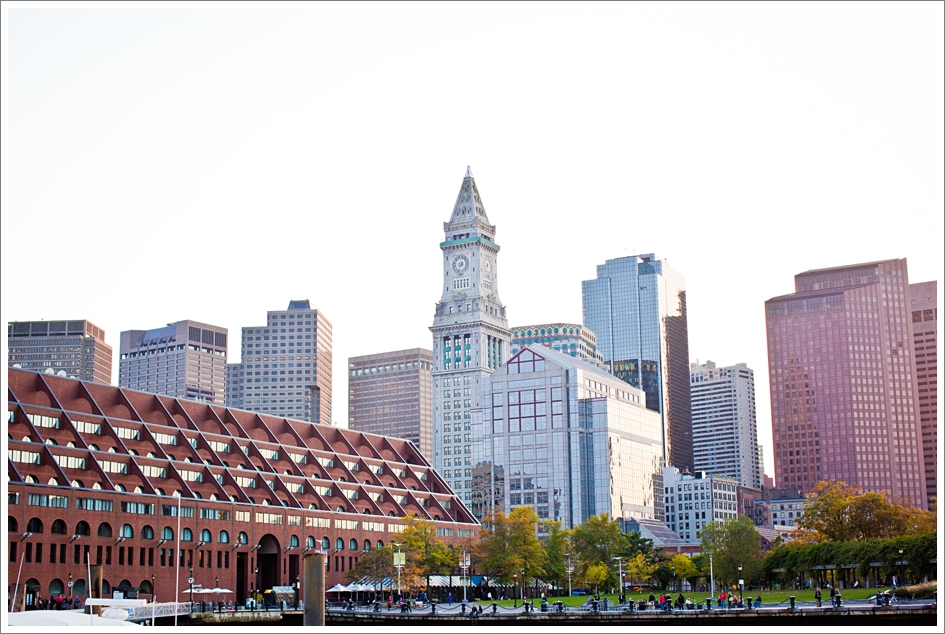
[[465, 165, 473, 178]]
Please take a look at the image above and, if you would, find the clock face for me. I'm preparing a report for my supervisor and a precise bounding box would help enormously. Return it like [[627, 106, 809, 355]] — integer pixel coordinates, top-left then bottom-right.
[[452, 255, 469, 274]]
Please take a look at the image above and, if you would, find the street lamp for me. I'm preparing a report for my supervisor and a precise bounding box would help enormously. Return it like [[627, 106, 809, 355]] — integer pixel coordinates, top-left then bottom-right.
[[215, 577, 220, 613], [513, 574, 518, 608], [565, 553, 573, 599], [253, 566, 259, 611], [898, 548, 904, 588], [738, 565, 743, 604], [189, 565, 195, 612], [392, 543, 404, 602], [460, 549, 469, 602], [612, 556, 624, 600], [151, 574, 156, 627]]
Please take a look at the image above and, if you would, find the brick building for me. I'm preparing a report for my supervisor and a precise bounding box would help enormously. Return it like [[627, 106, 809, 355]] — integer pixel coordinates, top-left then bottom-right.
[[7, 368, 477, 607]]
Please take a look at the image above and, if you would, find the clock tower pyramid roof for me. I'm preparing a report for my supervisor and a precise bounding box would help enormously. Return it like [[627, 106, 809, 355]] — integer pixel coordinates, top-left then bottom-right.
[[447, 166, 493, 230]]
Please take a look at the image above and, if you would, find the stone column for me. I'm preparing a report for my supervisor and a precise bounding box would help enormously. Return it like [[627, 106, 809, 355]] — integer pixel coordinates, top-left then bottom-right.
[[88, 565, 103, 615]]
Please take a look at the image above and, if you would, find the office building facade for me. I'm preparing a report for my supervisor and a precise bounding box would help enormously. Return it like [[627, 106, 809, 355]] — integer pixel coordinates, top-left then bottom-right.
[[662, 466, 740, 543], [909, 281, 937, 508], [689, 361, 761, 489], [119, 320, 228, 404], [471, 345, 664, 529], [348, 348, 434, 457], [510, 322, 604, 365], [765, 259, 927, 508], [582, 254, 693, 471], [431, 168, 512, 504], [8, 320, 113, 384], [7, 368, 477, 608], [226, 300, 332, 425]]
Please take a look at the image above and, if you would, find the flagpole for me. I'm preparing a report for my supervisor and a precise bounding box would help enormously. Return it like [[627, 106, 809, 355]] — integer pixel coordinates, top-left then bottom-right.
[[87, 549, 93, 625]]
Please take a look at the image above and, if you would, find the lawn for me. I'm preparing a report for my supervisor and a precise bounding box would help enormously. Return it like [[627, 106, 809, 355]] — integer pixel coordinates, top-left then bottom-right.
[[469, 585, 901, 608]]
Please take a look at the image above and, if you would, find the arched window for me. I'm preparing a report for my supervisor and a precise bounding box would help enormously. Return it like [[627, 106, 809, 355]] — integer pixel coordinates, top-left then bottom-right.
[[306, 536, 315, 549], [102, 579, 111, 595], [141, 525, 154, 540], [363, 508, 372, 514], [336, 506, 345, 512], [349, 538, 357, 550], [134, 486, 143, 493], [200, 529, 212, 542], [75, 521, 90, 536], [289, 535, 299, 548], [218, 530, 229, 544], [238, 532, 248, 545], [73, 579, 87, 595], [308, 503, 317, 510], [388, 511, 395, 517], [376, 540, 384, 549], [27, 518, 43, 534], [51, 519, 67, 535], [24, 475, 37, 483], [363, 540, 371, 551], [71, 479, 84, 488], [48, 578, 64, 596], [193, 492, 202, 499], [155, 488, 165, 496], [97, 523, 112, 538], [210, 494, 219, 501], [92, 482, 102, 489], [162, 527, 174, 541], [321, 537, 330, 550], [120, 524, 134, 538], [182, 528, 193, 542], [115, 484, 126, 492], [335, 537, 344, 550], [139, 579, 153, 595], [8, 517, 18, 533]]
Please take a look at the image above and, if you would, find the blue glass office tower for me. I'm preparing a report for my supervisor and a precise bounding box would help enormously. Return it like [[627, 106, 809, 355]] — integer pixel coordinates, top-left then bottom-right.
[[582, 254, 693, 471]]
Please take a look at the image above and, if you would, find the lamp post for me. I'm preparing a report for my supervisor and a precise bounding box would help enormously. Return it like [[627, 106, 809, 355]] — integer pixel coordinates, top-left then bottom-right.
[[460, 549, 469, 602], [392, 543, 403, 602], [215, 577, 220, 612], [513, 574, 518, 608], [738, 565, 743, 604], [253, 566, 259, 611], [151, 574, 156, 627], [709, 553, 715, 598], [189, 565, 194, 612], [612, 556, 624, 599], [295, 575, 300, 610], [565, 553, 573, 599], [898, 548, 904, 588]]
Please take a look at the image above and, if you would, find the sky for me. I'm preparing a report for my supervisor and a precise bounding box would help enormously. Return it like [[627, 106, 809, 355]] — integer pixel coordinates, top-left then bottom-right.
[[3, 1, 944, 479]]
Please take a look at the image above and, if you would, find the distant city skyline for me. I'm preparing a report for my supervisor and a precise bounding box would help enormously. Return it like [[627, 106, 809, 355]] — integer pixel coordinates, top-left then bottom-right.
[[3, 4, 943, 480]]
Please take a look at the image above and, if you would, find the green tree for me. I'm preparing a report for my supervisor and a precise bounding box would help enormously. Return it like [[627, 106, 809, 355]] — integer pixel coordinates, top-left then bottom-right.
[[624, 551, 658, 588], [348, 545, 396, 596], [700, 515, 762, 586], [401, 514, 452, 595], [585, 562, 610, 593], [569, 513, 628, 589], [541, 520, 571, 597], [670, 554, 698, 592], [476, 507, 548, 598]]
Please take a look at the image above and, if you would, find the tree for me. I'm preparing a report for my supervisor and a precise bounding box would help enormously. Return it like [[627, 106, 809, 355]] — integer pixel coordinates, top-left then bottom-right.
[[569, 513, 628, 589], [585, 562, 609, 593], [700, 515, 762, 586], [476, 507, 548, 597], [541, 520, 571, 597], [624, 552, 658, 588], [401, 514, 452, 595], [796, 480, 937, 543], [669, 554, 698, 592], [348, 545, 396, 597]]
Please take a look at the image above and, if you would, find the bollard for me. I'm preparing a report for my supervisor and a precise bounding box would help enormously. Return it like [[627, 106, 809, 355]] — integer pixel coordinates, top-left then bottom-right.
[[789, 596, 796, 610], [706, 597, 712, 610], [431, 602, 436, 615], [493, 602, 497, 614], [461, 602, 466, 615]]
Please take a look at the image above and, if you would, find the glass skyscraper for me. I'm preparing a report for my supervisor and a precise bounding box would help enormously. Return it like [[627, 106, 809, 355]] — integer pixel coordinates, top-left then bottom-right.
[[582, 254, 693, 471]]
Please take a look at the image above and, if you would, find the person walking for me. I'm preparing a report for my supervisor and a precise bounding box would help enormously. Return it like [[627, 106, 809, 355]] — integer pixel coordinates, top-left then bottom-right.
[[447, 592, 452, 606], [719, 590, 727, 609], [815, 587, 822, 607]]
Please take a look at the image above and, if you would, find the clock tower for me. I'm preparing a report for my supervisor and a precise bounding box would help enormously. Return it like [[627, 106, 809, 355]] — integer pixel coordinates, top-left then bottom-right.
[[431, 167, 511, 505]]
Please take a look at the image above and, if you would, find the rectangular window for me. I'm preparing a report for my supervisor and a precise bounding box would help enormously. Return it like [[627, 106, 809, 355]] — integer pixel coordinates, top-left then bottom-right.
[[114, 427, 140, 440], [76, 497, 114, 512], [72, 419, 102, 435], [27, 413, 59, 428]]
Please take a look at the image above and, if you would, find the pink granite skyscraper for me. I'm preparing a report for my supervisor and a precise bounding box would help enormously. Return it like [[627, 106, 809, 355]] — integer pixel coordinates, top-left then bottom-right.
[[765, 259, 927, 509], [908, 280, 936, 509]]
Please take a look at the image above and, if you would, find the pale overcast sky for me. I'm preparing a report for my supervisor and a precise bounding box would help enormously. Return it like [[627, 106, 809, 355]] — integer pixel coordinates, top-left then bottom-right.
[[3, 2, 943, 479]]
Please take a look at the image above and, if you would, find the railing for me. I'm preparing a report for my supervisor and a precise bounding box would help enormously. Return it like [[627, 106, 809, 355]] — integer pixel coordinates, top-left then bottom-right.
[[126, 601, 191, 621]]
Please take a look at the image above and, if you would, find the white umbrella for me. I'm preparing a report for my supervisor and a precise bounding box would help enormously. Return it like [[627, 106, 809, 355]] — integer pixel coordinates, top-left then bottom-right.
[[327, 584, 349, 593], [210, 588, 234, 594]]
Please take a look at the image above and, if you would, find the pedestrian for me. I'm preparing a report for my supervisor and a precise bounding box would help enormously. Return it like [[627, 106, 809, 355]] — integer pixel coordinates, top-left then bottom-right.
[[829, 587, 836, 604], [648, 592, 655, 607], [719, 590, 727, 608], [447, 592, 452, 606], [815, 587, 822, 607]]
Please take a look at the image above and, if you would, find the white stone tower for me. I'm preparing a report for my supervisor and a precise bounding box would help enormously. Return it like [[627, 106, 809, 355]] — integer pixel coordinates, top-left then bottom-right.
[[431, 167, 511, 505]]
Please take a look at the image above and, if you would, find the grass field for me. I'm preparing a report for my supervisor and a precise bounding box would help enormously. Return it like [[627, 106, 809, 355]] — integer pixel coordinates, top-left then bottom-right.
[[468, 585, 908, 608]]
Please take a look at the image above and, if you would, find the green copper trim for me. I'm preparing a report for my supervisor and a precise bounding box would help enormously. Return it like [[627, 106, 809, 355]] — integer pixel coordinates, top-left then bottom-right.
[[440, 236, 501, 251]]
